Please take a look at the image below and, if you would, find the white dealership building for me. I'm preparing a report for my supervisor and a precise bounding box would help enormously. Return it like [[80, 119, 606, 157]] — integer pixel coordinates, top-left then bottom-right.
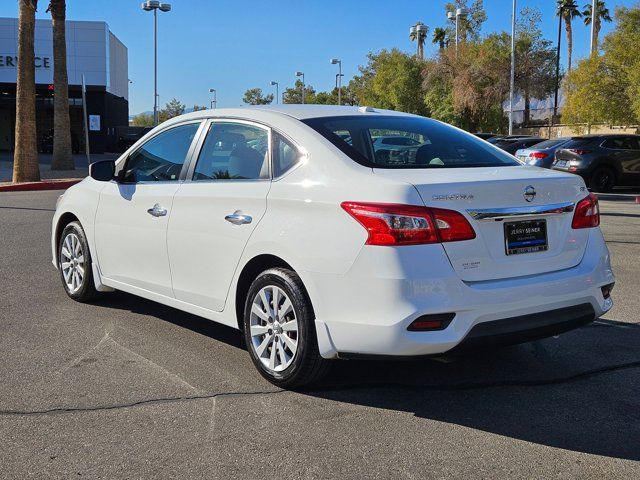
[[0, 17, 128, 153]]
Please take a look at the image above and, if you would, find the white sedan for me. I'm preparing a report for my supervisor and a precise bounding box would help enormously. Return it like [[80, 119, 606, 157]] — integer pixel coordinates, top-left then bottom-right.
[[51, 105, 615, 387]]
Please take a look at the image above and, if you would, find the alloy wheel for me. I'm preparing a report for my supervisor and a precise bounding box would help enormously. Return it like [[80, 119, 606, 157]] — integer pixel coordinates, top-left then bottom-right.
[[249, 285, 299, 372], [60, 232, 85, 294]]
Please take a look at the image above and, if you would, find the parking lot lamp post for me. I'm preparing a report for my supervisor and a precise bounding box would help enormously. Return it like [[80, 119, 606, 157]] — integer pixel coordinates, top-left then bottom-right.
[[141, 1, 171, 126], [295, 71, 305, 104], [330, 58, 342, 105], [508, 0, 516, 135], [270, 81, 279, 104], [209, 88, 216, 109], [447, 8, 467, 56]]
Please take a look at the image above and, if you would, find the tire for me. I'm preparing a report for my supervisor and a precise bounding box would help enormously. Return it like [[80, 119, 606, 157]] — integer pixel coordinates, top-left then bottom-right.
[[589, 167, 615, 192], [58, 221, 99, 303], [243, 268, 330, 388]]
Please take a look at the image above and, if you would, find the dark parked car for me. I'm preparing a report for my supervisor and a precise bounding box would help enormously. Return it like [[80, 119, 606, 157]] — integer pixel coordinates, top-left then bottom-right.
[[486, 135, 532, 145], [474, 132, 498, 140], [116, 126, 153, 152], [493, 136, 546, 155], [40, 130, 80, 154], [552, 134, 640, 192], [514, 137, 571, 168]]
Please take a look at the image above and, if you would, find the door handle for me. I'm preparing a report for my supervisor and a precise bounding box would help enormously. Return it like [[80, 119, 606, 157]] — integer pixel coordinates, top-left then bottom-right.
[[225, 212, 252, 225], [147, 204, 168, 217]]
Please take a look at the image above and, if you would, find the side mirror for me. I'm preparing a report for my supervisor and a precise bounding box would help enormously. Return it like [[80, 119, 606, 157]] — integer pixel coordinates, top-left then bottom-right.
[[89, 160, 115, 182]]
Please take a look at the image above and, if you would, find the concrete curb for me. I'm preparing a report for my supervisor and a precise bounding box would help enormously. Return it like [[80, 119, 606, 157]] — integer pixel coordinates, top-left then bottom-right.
[[0, 178, 82, 193], [596, 193, 640, 203]]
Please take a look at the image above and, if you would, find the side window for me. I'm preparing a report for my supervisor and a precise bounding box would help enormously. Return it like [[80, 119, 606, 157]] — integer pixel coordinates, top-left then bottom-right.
[[624, 137, 640, 150], [121, 123, 199, 182], [193, 122, 269, 180], [273, 132, 301, 177], [603, 138, 627, 150]]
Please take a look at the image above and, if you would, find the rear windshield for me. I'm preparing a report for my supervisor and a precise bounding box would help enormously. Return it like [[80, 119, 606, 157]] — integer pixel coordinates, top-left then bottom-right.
[[530, 138, 567, 149], [563, 137, 598, 148], [303, 116, 519, 169]]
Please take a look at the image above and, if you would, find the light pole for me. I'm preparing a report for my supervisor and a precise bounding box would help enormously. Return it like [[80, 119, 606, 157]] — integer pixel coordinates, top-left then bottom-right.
[[409, 24, 428, 59], [270, 81, 279, 104], [447, 8, 467, 56], [295, 71, 305, 104], [209, 88, 216, 109], [141, 1, 171, 126], [330, 58, 342, 105], [508, 0, 517, 135]]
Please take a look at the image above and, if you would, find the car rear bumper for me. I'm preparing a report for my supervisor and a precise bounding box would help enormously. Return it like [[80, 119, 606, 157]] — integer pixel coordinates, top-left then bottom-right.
[[305, 228, 614, 359]]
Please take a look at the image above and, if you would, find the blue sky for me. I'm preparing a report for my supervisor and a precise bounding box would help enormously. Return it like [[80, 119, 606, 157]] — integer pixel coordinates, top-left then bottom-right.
[[1, 0, 637, 114]]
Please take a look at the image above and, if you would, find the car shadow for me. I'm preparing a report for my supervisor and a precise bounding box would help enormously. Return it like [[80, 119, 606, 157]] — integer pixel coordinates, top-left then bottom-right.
[[92, 290, 246, 351], [306, 319, 640, 461], [91, 291, 639, 461]]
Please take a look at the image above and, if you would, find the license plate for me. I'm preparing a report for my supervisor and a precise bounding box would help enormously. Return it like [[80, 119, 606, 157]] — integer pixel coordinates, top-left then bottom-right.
[[504, 219, 548, 255], [517, 155, 527, 162], [555, 160, 567, 168]]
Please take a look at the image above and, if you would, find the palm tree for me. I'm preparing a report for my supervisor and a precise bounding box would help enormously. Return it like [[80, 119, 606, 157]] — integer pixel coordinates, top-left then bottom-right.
[[409, 22, 428, 59], [47, 0, 74, 170], [583, 0, 612, 52], [432, 27, 448, 50], [13, 0, 40, 183], [557, 0, 582, 71]]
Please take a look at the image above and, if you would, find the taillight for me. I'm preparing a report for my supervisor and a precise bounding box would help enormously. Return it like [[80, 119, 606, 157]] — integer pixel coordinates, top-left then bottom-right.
[[529, 152, 548, 159], [340, 202, 476, 246], [567, 149, 591, 155], [572, 193, 600, 229]]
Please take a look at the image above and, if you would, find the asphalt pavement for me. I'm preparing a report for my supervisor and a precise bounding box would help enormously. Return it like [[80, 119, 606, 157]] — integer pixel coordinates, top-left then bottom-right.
[[0, 190, 639, 479]]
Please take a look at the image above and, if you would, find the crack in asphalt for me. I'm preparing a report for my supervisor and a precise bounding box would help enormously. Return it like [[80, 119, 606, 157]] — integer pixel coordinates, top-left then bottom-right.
[[2, 360, 640, 417]]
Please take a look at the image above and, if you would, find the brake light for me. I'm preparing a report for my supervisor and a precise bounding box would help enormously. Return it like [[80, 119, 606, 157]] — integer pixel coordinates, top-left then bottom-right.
[[572, 193, 600, 229], [567, 149, 591, 155], [529, 152, 548, 159], [340, 202, 476, 246]]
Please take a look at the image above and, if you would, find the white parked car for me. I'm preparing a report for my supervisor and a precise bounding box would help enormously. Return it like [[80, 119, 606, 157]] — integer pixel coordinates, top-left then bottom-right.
[[51, 105, 615, 387]]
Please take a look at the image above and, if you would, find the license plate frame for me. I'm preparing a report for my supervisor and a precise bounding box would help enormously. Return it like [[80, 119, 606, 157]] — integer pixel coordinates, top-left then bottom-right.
[[504, 219, 548, 255]]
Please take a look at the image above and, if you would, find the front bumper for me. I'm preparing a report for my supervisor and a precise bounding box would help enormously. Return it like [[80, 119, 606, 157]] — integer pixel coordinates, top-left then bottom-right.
[[304, 227, 614, 358]]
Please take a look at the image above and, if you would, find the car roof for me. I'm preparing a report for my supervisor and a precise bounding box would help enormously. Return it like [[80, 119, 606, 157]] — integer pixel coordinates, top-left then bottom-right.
[[170, 104, 415, 124]]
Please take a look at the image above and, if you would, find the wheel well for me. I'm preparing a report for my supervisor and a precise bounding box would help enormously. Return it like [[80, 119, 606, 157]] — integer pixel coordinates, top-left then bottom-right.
[[235, 254, 294, 331], [54, 212, 79, 264]]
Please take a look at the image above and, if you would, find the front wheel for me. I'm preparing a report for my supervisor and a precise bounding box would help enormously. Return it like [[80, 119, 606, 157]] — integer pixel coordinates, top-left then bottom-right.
[[589, 167, 615, 192], [243, 268, 330, 388], [58, 221, 98, 302]]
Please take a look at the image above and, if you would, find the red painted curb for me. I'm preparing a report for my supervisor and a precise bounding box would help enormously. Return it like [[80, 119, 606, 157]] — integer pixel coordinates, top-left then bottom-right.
[[0, 178, 82, 192]]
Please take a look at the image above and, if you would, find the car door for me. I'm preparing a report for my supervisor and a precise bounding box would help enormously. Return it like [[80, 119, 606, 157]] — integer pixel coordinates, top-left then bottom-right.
[[620, 137, 640, 185], [94, 121, 203, 297], [167, 119, 272, 311]]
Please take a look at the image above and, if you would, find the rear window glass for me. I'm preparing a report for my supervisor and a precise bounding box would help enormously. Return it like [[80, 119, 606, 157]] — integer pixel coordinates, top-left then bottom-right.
[[530, 139, 567, 149], [303, 116, 518, 169], [563, 137, 597, 149]]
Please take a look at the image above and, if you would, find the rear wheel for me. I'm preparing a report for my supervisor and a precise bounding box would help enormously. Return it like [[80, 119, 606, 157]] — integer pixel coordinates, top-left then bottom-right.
[[589, 167, 615, 192], [58, 221, 98, 303], [243, 268, 330, 388]]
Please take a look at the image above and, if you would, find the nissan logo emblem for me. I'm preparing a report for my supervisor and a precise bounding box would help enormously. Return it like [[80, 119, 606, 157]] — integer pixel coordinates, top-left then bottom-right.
[[524, 185, 536, 202]]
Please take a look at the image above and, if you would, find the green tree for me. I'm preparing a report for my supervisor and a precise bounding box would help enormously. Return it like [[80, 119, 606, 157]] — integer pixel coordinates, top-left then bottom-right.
[[131, 112, 154, 127], [159, 98, 185, 122], [557, 0, 582, 71], [432, 27, 448, 50], [515, 8, 558, 124], [282, 79, 316, 104], [351, 49, 427, 115], [562, 5, 640, 126], [409, 21, 429, 58], [242, 87, 274, 105], [583, 0, 612, 52]]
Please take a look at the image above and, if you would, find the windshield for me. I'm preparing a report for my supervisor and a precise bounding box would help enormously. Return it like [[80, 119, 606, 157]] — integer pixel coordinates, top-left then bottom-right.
[[303, 116, 519, 169]]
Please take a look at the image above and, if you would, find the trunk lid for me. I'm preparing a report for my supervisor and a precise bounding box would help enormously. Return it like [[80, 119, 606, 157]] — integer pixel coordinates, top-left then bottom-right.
[[374, 166, 590, 282]]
